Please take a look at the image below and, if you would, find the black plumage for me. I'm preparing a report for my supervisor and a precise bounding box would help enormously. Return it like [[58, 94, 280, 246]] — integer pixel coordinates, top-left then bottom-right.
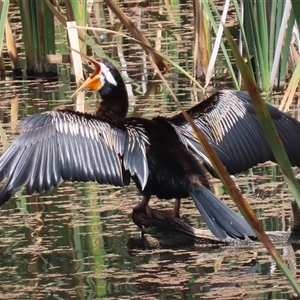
[[1, 57, 300, 240]]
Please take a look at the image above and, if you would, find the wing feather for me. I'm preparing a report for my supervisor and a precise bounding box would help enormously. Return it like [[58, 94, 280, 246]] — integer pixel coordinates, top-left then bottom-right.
[[169, 90, 300, 175], [0, 110, 149, 205]]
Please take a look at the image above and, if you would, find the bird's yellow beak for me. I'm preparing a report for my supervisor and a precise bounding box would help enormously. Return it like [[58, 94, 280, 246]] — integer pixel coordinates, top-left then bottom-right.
[[71, 56, 103, 98]]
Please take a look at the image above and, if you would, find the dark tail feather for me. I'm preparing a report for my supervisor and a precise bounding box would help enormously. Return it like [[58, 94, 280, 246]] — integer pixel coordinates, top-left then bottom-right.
[[189, 186, 256, 240]]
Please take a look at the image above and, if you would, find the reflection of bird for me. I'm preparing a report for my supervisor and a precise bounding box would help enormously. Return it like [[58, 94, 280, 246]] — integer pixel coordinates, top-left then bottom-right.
[[1, 59, 300, 240]]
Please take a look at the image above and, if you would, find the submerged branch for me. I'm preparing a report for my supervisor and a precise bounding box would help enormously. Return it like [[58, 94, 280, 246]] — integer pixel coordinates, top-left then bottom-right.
[[129, 202, 299, 249]]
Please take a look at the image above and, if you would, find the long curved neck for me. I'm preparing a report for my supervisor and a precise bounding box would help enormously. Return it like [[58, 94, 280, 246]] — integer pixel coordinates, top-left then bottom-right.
[[96, 92, 128, 123], [95, 68, 129, 123]]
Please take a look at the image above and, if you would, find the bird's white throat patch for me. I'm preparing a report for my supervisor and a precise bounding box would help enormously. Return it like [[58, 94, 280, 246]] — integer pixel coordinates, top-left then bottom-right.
[[99, 62, 118, 87]]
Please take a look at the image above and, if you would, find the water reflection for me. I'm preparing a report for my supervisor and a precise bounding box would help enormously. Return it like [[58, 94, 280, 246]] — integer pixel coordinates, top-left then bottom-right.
[[0, 77, 299, 299]]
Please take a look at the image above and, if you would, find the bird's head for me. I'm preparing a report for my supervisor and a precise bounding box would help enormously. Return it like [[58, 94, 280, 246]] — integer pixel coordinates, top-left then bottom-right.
[[72, 57, 126, 100]]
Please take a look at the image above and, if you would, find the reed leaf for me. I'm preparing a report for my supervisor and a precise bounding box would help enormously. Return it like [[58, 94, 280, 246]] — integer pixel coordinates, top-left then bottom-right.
[[224, 24, 300, 296], [205, 1, 297, 92], [42, 0, 55, 55], [201, 0, 239, 89], [192, 0, 211, 80], [86, 197, 107, 298], [232, 0, 254, 81], [68, 0, 87, 26], [5, 18, 21, 76], [16, 0, 57, 75], [204, 0, 230, 88], [291, 0, 300, 31], [270, 2, 293, 89], [278, 10, 295, 86], [103, 0, 168, 71], [18, 0, 35, 73], [280, 60, 300, 112], [75, 25, 205, 93], [0, 0, 9, 57]]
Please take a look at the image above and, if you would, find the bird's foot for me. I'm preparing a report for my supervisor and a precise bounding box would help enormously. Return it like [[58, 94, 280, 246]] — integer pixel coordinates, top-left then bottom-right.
[[132, 202, 153, 229], [131, 199, 181, 237], [158, 209, 180, 219]]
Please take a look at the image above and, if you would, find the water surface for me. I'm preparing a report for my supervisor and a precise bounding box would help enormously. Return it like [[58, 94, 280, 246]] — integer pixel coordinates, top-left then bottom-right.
[[0, 76, 299, 299]]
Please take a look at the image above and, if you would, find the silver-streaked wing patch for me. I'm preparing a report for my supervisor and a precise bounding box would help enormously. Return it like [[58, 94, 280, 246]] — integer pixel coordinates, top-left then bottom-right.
[[0, 110, 149, 205], [167, 90, 277, 175]]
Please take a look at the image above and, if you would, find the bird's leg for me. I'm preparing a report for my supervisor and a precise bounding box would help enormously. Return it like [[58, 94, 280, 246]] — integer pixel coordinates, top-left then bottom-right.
[[132, 195, 152, 229], [132, 194, 152, 215], [160, 198, 181, 219], [172, 198, 181, 218], [131, 197, 181, 231]]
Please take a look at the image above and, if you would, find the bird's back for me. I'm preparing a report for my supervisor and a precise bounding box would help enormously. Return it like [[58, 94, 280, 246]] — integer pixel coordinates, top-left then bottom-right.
[[129, 116, 209, 200]]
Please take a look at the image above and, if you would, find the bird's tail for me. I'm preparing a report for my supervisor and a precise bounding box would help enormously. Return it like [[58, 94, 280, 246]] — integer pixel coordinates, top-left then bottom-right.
[[189, 186, 256, 240]]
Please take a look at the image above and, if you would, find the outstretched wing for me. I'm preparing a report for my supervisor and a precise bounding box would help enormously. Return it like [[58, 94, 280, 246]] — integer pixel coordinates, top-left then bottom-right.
[[0, 110, 149, 205], [168, 90, 300, 175]]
